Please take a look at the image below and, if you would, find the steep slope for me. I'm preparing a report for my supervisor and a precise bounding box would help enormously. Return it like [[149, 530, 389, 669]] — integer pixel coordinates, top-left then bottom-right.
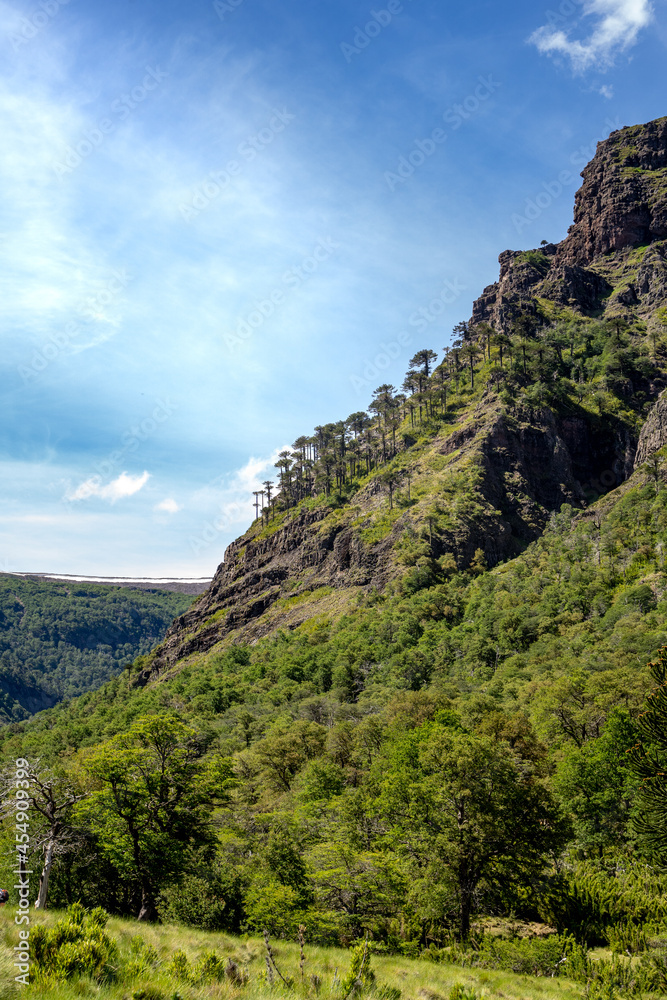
[[6, 441, 667, 755], [5, 118, 667, 949], [143, 117, 667, 681]]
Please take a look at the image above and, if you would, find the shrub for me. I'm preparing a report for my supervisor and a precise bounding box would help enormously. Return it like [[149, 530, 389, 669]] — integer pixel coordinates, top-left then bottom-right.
[[157, 872, 232, 931], [124, 936, 160, 979], [341, 941, 374, 996], [30, 903, 118, 984], [606, 920, 648, 955], [194, 950, 227, 983], [441, 933, 581, 977], [166, 950, 193, 983], [448, 987, 480, 1000]]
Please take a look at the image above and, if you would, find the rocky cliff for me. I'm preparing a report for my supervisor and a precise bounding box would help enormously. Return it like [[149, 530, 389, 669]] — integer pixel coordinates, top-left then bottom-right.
[[635, 389, 667, 468], [142, 117, 667, 683], [559, 116, 667, 266], [473, 117, 667, 334]]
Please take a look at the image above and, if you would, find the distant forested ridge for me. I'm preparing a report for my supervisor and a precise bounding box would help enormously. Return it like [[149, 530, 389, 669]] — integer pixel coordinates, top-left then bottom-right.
[[0, 575, 194, 722]]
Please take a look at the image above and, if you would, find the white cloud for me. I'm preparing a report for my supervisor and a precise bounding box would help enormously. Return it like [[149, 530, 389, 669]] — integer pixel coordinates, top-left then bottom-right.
[[66, 471, 150, 503], [529, 0, 653, 72], [154, 498, 181, 514]]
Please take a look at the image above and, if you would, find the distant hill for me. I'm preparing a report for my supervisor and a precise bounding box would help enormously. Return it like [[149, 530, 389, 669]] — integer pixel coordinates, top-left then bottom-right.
[[0, 574, 198, 723], [8, 572, 211, 596]]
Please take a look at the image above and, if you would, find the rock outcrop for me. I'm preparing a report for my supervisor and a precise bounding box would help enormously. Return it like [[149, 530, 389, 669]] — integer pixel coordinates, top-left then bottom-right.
[[473, 117, 667, 333], [145, 400, 636, 678], [634, 390, 667, 468], [558, 116, 667, 266]]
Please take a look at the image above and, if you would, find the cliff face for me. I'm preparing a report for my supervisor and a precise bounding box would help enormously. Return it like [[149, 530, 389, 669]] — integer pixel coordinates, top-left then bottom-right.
[[635, 390, 667, 468], [144, 117, 667, 681], [147, 400, 635, 678], [558, 117, 667, 266], [473, 117, 667, 334]]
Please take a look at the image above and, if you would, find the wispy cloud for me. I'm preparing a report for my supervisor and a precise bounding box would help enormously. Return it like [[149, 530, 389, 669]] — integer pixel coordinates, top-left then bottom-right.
[[529, 0, 654, 72], [66, 471, 151, 503], [154, 497, 181, 514]]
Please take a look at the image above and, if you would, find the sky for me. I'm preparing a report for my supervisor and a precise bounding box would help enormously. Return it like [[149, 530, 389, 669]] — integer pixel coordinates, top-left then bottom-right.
[[0, 0, 665, 578]]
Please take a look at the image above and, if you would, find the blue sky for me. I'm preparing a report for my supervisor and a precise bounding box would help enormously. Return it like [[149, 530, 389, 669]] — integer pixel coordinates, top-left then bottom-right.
[[0, 0, 665, 577]]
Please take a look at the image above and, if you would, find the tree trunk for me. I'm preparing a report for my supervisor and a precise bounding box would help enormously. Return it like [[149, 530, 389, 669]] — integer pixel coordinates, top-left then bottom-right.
[[137, 884, 158, 922], [34, 835, 56, 909], [459, 891, 472, 940]]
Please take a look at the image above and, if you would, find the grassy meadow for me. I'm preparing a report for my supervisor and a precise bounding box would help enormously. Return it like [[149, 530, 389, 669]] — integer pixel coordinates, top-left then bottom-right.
[[0, 908, 591, 1000]]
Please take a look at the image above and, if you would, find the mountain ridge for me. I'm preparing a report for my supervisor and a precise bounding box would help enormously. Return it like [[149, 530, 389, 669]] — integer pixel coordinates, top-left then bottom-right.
[[139, 116, 667, 684]]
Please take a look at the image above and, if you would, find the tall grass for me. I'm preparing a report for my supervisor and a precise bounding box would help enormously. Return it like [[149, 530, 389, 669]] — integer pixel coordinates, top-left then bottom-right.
[[0, 909, 588, 1000]]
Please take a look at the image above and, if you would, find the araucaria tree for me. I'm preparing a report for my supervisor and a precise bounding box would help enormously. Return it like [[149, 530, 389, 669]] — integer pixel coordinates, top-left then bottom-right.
[[630, 646, 667, 862]]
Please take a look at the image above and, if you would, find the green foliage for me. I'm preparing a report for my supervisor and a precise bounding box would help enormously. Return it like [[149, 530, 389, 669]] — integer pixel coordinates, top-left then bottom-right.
[[377, 724, 565, 938], [516, 250, 552, 274], [629, 646, 667, 862], [6, 322, 667, 953], [447, 986, 480, 1000], [442, 933, 582, 977], [166, 950, 192, 983], [31, 904, 118, 983], [157, 871, 233, 930], [538, 858, 667, 945], [0, 575, 192, 722], [79, 714, 231, 920], [341, 941, 374, 996]]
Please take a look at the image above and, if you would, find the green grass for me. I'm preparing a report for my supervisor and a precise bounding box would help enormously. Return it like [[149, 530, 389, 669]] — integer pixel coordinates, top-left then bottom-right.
[[0, 910, 589, 1000]]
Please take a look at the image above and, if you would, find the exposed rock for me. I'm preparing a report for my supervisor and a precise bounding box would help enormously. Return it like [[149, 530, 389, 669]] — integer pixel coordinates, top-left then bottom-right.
[[558, 117, 667, 266], [144, 399, 636, 678], [634, 390, 667, 468], [472, 119, 667, 331]]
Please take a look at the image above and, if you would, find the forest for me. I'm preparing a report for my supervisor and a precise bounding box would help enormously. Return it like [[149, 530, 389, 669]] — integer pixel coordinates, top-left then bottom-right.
[[0, 576, 193, 722], [3, 302, 667, 998]]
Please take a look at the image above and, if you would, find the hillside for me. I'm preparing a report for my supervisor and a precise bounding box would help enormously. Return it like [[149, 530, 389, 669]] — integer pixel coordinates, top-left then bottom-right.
[[0, 574, 194, 722], [140, 117, 667, 682], [0, 908, 589, 1000], [3, 119, 667, 991]]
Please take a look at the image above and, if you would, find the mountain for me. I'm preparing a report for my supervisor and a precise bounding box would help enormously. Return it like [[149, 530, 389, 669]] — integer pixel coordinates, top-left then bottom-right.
[[0, 574, 196, 722], [3, 118, 667, 957], [140, 115, 667, 683]]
